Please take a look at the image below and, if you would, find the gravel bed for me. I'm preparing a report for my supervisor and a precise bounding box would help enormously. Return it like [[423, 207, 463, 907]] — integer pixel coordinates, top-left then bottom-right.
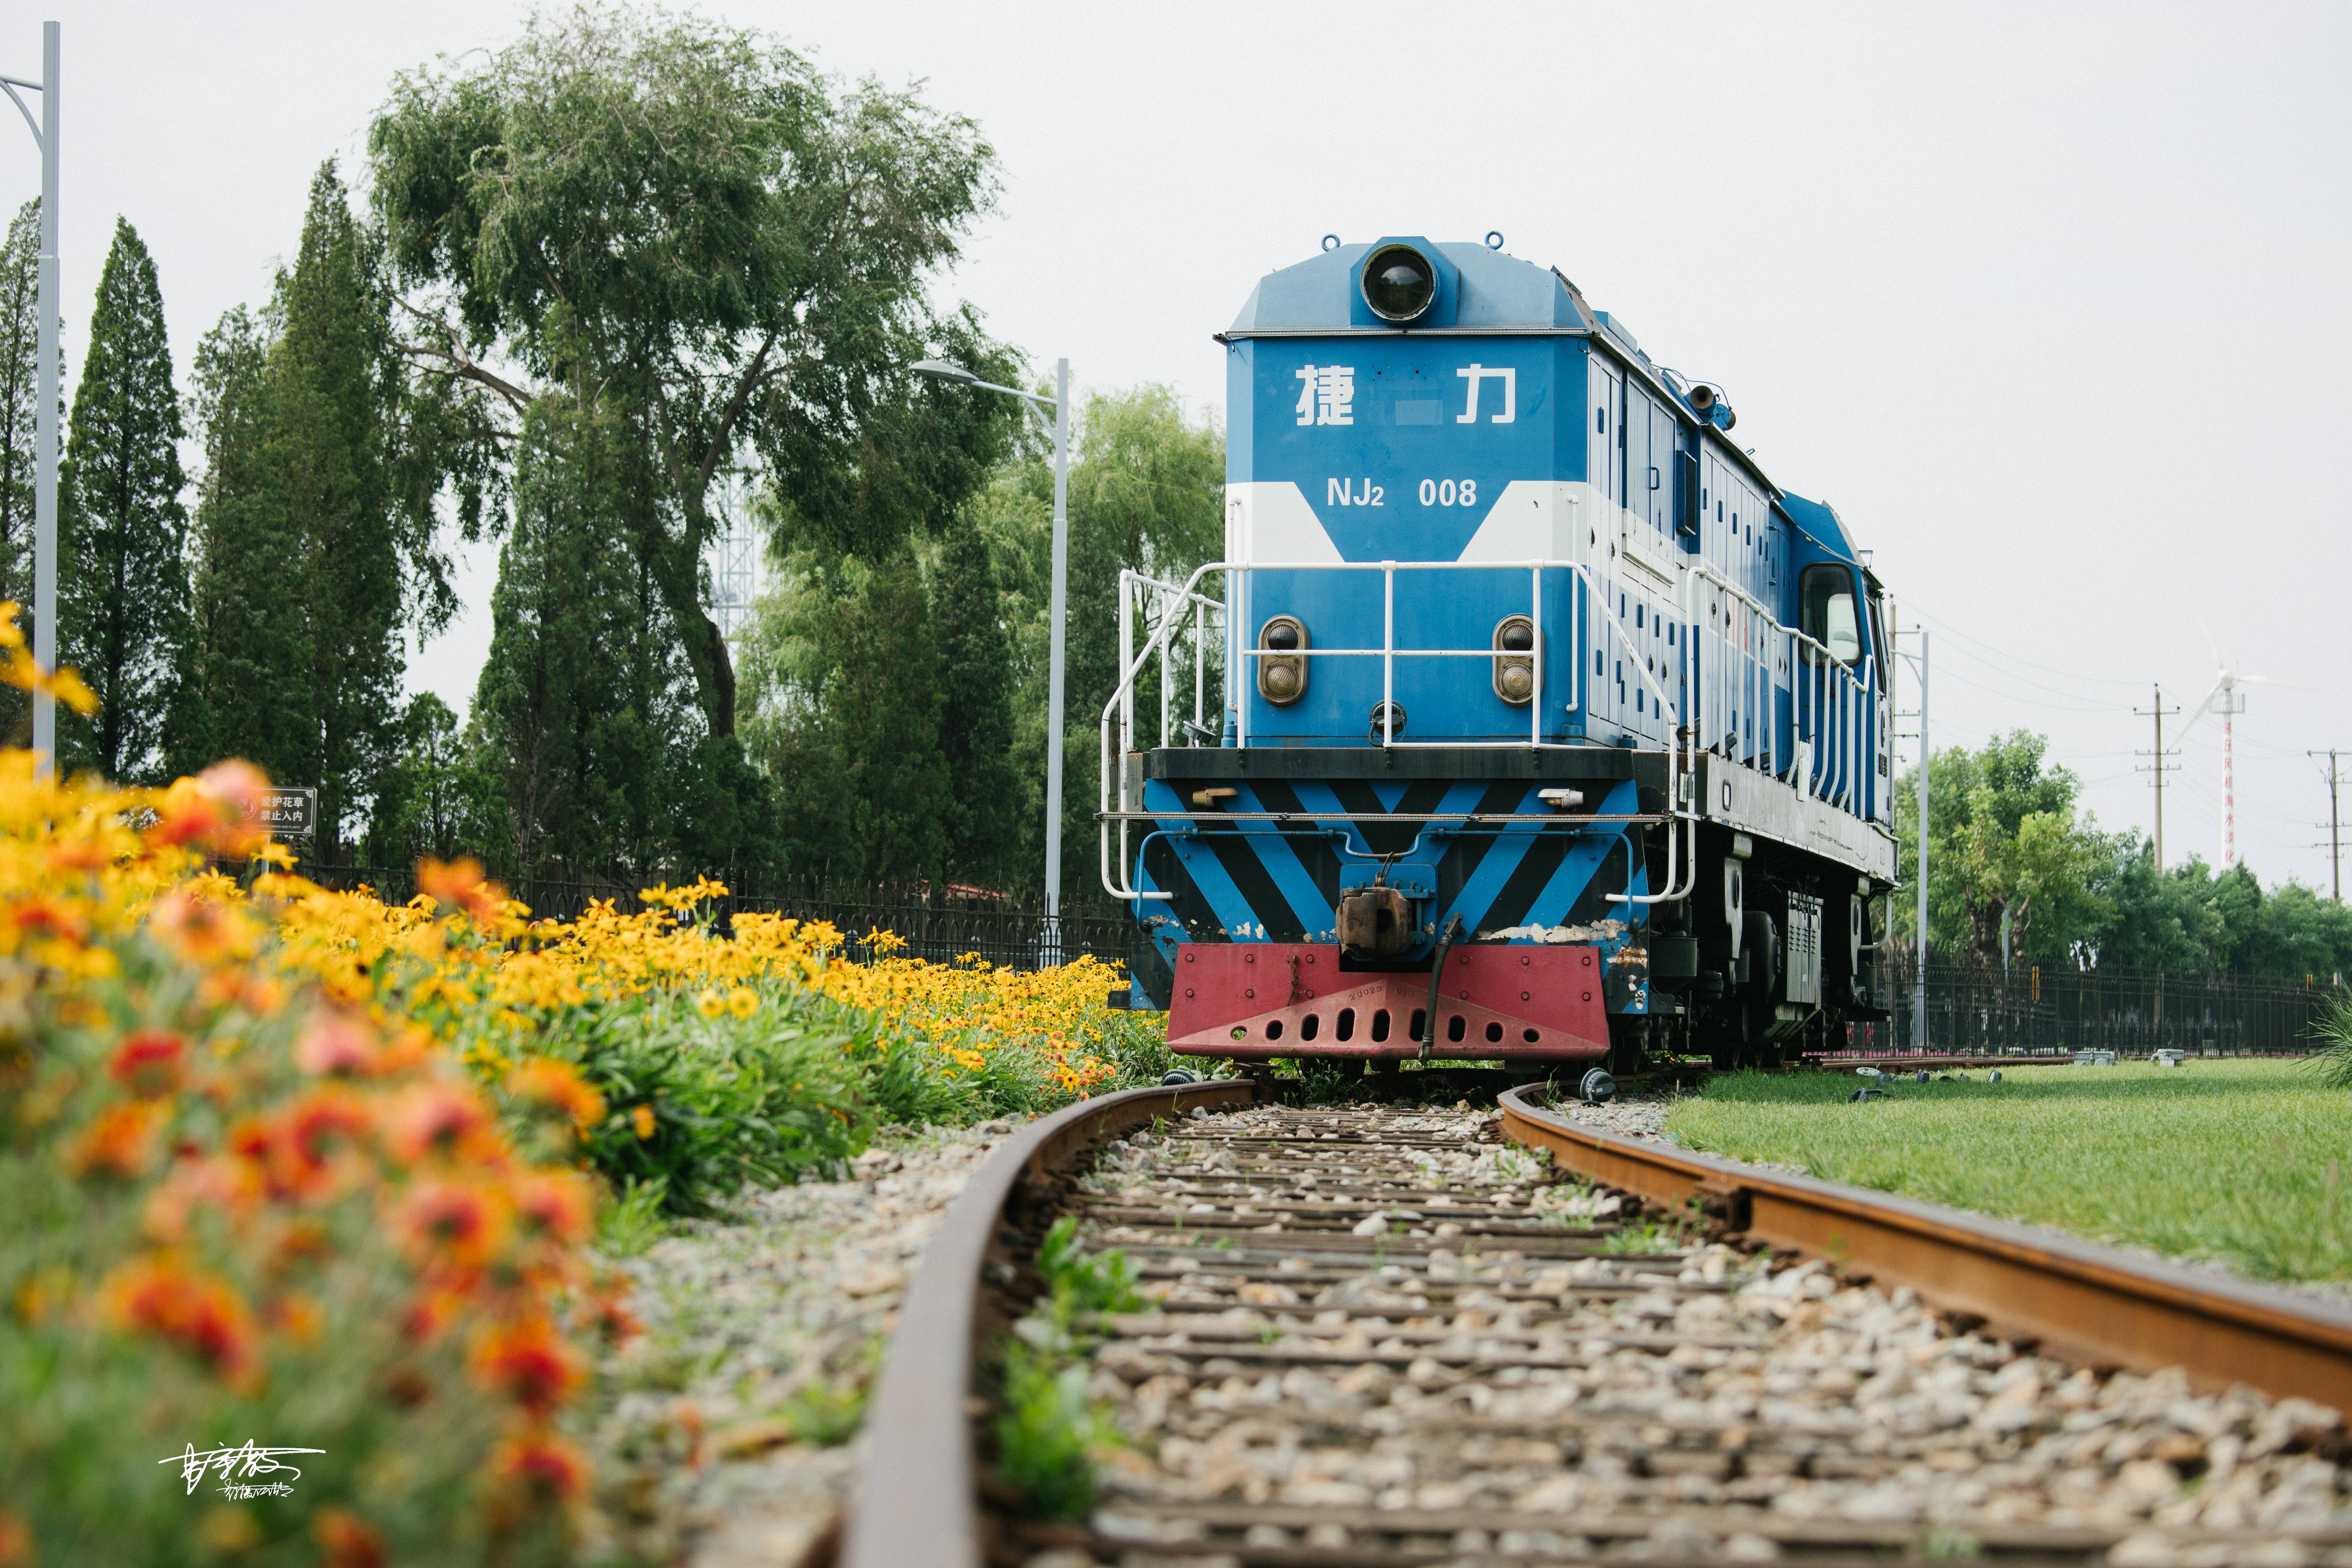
[[588, 1119, 1020, 1567], [1011, 1103, 2352, 1568]]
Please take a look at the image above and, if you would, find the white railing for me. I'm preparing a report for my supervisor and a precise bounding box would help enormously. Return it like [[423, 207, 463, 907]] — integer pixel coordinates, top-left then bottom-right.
[[1686, 563, 1878, 816], [1117, 568, 1225, 750], [1098, 558, 1697, 910]]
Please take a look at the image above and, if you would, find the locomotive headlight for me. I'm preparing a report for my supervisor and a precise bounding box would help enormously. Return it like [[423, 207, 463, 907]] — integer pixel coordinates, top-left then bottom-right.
[[1257, 617, 1308, 706], [1493, 615, 1535, 705], [1360, 244, 1437, 324]]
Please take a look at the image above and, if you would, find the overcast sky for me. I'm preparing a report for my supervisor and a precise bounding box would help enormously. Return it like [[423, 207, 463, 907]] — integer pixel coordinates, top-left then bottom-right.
[[4, 1, 2347, 891]]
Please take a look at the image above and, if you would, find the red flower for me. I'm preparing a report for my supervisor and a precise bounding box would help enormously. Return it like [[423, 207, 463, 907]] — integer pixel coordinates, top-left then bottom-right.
[[108, 1028, 187, 1097], [394, 1177, 512, 1280], [514, 1171, 594, 1246], [101, 1254, 261, 1388], [294, 1013, 380, 1077], [490, 1428, 588, 1513], [11, 897, 88, 942], [469, 1315, 583, 1417], [312, 1507, 387, 1568], [384, 1081, 501, 1166], [149, 760, 272, 857]]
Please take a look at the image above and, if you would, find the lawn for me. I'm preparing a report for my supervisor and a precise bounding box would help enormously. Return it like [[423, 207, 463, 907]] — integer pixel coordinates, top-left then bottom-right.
[[1664, 1060, 2352, 1284]]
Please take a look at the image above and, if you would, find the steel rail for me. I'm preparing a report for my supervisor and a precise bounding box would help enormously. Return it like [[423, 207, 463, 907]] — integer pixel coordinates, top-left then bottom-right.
[[1497, 1083, 2352, 1411], [840, 1076, 1258, 1568]]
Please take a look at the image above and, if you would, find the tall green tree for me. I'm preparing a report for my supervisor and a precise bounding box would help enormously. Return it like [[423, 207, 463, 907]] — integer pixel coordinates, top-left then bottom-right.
[[932, 515, 1016, 891], [267, 163, 405, 858], [827, 551, 947, 883], [0, 200, 49, 742], [1891, 730, 2107, 968], [168, 306, 307, 783], [57, 217, 186, 782], [369, 11, 1016, 854], [473, 394, 680, 876]]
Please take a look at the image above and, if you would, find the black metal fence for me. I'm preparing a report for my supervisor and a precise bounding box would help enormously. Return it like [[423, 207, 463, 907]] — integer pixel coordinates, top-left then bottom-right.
[[1845, 949, 2340, 1057], [292, 865, 1134, 973]]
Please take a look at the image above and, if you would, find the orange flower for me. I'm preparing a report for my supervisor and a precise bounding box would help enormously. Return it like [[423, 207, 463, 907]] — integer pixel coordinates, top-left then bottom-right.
[[312, 1507, 387, 1568], [489, 1428, 588, 1514], [0, 1508, 30, 1568], [574, 1281, 643, 1348], [383, 1080, 501, 1166], [101, 1253, 260, 1387], [149, 761, 272, 858], [632, 1104, 656, 1140], [505, 1057, 606, 1130], [108, 1028, 187, 1097], [148, 889, 256, 967], [469, 1315, 583, 1417], [394, 1177, 512, 1279], [143, 1154, 266, 1240], [400, 1285, 470, 1345], [417, 856, 507, 925], [11, 896, 88, 944], [265, 1290, 325, 1345], [70, 1100, 167, 1179], [47, 836, 111, 873], [294, 1013, 380, 1077], [513, 1171, 594, 1246]]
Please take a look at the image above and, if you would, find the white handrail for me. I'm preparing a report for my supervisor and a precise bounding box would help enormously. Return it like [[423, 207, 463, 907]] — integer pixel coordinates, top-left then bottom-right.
[[1096, 557, 1697, 908]]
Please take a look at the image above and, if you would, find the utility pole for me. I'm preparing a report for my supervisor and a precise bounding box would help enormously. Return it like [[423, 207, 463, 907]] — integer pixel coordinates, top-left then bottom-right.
[[2315, 750, 2343, 902], [2, 24, 58, 776], [2135, 686, 2180, 871], [1891, 606, 1929, 1050], [1912, 631, 1928, 1051]]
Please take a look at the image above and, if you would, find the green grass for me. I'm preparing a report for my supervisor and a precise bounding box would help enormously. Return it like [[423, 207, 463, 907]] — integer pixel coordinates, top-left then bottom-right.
[[1666, 1060, 2352, 1283]]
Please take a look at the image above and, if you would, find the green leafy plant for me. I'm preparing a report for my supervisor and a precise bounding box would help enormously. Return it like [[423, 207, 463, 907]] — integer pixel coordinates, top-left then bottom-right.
[[992, 1343, 1108, 1520], [2308, 993, 2352, 1088], [1036, 1216, 1143, 1322], [596, 1175, 673, 1258], [783, 1376, 868, 1447]]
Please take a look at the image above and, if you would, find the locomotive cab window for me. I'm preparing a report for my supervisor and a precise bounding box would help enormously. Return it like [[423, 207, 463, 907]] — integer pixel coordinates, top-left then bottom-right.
[[1799, 564, 1862, 665]]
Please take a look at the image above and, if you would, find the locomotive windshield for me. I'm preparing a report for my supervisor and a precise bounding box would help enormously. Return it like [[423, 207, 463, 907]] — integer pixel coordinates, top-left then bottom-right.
[[1800, 564, 1862, 664]]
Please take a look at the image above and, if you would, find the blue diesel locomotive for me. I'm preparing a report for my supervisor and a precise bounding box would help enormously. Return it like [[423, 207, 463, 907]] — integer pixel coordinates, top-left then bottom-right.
[[1104, 236, 1897, 1075]]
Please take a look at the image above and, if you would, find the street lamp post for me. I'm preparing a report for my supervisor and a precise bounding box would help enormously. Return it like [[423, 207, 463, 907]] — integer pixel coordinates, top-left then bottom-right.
[[913, 355, 1070, 963], [2, 23, 57, 777]]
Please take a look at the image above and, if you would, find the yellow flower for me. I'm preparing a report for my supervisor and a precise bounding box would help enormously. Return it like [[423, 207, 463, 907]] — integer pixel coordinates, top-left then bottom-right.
[[632, 1104, 656, 1139], [727, 987, 759, 1020], [694, 989, 725, 1019]]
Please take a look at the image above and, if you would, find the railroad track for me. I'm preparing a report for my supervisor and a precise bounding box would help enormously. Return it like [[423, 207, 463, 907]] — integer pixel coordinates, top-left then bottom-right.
[[844, 1080, 2352, 1568]]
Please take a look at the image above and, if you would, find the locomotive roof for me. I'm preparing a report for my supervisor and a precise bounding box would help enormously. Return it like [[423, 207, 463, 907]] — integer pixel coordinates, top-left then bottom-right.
[[1224, 239, 1787, 500]]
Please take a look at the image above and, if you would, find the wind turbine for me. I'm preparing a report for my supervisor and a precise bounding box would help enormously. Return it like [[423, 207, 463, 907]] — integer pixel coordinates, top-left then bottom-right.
[[2179, 627, 2308, 869]]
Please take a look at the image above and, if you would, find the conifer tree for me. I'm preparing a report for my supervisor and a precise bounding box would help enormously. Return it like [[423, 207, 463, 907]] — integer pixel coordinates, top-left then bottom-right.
[[826, 551, 947, 884], [266, 163, 403, 858], [57, 217, 187, 783], [0, 201, 47, 742], [474, 395, 670, 876], [168, 306, 309, 784]]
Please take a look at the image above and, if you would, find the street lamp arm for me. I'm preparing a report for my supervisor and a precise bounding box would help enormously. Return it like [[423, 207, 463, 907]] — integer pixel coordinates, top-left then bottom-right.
[[962, 377, 1056, 412], [0, 79, 37, 147]]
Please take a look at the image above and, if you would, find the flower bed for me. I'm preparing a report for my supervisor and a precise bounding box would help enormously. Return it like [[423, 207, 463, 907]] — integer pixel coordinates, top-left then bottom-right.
[[0, 745, 1159, 1563]]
